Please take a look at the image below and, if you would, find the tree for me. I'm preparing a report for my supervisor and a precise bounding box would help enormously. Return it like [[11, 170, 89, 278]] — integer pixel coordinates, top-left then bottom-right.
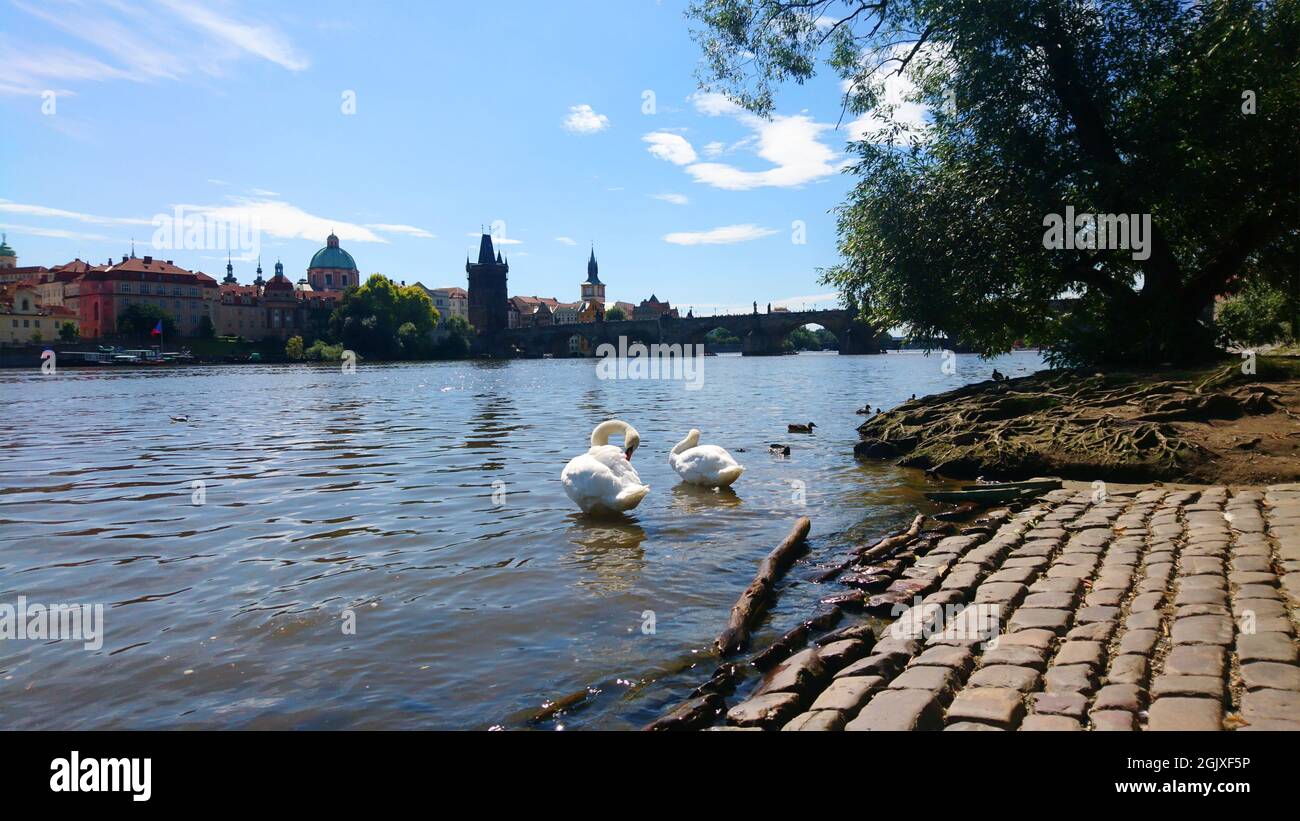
[[197, 315, 216, 339], [285, 335, 305, 360], [433, 314, 474, 359], [58, 322, 79, 343], [1216, 281, 1293, 348], [118, 303, 178, 340], [327, 274, 439, 359], [688, 0, 1300, 366], [605, 305, 628, 321]]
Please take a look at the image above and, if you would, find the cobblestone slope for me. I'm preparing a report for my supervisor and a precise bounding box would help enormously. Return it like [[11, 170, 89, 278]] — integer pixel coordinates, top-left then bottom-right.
[[716, 484, 1300, 731]]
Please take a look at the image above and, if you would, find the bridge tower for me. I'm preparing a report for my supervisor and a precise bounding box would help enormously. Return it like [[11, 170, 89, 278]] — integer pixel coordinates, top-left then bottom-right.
[[467, 232, 509, 355]]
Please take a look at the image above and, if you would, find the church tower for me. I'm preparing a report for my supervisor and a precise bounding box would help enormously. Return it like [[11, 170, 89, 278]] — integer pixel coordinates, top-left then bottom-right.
[[580, 246, 605, 304], [466, 231, 509, 352], [223, 253, 237, 284]]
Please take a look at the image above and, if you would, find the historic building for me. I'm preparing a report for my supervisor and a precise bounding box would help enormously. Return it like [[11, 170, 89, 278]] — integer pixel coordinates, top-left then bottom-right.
[[633, 294, 679, 320], [510, 295, 559, 328], [307, 232, 360, 290], [69, 254, 219, 339], [418, 285, 468, 326], [466, 232, 509, 352], [215, 239, 347, 341], [0, 234, 15, 270], [0, 284, 79, 344]]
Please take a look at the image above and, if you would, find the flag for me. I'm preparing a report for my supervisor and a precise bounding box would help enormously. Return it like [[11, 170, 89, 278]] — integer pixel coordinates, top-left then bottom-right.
[[151, 320, 163, 336]]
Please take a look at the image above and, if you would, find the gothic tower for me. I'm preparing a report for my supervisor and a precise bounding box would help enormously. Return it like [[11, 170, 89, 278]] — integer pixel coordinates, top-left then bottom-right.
[[466, 231, 509, 353], [580, 246, 605, 305]]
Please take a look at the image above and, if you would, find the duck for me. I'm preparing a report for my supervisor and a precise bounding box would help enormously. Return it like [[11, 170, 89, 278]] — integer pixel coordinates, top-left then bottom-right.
[[788, 422, 816, 433], [561, 420, 650, 515], [769, 443, 791, 456], [855, 404, 872, 415], [169, 414, 190, 423], [668, 429, 744, 488]]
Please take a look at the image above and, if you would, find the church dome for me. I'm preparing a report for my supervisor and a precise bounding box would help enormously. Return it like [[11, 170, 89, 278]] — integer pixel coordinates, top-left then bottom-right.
[[309, 232, 357, 270]]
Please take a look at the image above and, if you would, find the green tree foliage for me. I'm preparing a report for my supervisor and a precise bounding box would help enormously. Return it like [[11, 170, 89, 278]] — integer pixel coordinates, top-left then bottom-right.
[[197, 315, 216, 339], [58, 322, 80, 343], [1216, 281, 1293, 347], [705, 326, 741, 345], [118, 303, 178, 340], [688, 0, 1300, 366], [605, 305, 628, 321], [285, 335, 305, 360], [433, 314, 474, 359], [327, 274, 440, 359], [305, 339, 346, 361]]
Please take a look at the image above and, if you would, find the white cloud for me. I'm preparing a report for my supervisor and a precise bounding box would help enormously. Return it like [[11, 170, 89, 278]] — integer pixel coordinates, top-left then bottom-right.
[[652, 193, 689, 205], [0, 222, 115, 242], [643, 93, 840, 191], [702, 141, 726, 158], [685, 93, 840, 190], [663, 224, 777, 245], [643, 132, 697, 165], [1, 0, 307, 95], [0, 200, 152, 226], [563, 104, 610, 134], [366, 223, 435, 239], [555, 236, 577, 245], [157, 0, 309, 71], [173, 198, 384, 243], [843, 42, 942, 141]]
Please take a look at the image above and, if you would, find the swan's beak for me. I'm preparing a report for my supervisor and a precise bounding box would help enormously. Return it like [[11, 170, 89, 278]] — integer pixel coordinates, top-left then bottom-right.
[[625, 448, 634, 461]]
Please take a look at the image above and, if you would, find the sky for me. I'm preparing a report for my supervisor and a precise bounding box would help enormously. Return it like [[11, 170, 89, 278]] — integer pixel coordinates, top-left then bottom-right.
[[0, 0, 921, 314]]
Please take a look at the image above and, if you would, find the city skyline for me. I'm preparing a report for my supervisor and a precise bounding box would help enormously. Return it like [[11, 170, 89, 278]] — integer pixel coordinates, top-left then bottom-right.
[[0, 0, 927, 313]]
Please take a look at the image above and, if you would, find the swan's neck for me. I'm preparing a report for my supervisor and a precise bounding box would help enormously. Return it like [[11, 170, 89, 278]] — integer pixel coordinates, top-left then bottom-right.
[[671, 430, 700, 455], [591, 420, 627, 448]]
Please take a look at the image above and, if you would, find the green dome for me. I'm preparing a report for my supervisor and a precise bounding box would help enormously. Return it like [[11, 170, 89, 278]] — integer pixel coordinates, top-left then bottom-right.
[[308, 233, 356, 270], [0, 233, 14, 257]]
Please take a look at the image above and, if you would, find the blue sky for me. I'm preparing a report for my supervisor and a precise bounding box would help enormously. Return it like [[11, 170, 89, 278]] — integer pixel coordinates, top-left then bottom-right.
[[0, 0, 903, 313]]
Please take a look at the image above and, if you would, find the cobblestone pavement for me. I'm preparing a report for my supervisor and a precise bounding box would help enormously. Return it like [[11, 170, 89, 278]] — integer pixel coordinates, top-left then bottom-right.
[[718, 484, 1300, 731]]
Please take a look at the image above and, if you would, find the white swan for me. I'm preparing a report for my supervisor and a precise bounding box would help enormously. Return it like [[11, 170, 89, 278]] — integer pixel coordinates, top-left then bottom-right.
[[668, 428, 744, 488], [561, 420, 650, 515]]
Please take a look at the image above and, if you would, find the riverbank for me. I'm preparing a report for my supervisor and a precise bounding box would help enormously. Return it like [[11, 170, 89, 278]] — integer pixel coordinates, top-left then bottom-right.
[[854, 358, 1300, 485], [652, 482, 1300, 731]]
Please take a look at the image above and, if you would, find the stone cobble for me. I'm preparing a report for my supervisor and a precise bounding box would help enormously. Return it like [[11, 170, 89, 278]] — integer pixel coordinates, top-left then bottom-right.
[[713, 483, 1300, 731]]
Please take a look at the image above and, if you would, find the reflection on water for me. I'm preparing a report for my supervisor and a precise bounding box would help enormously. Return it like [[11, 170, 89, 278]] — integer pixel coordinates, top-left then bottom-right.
[[0, 350, 1042, 729], [564, 515, 648, 595]]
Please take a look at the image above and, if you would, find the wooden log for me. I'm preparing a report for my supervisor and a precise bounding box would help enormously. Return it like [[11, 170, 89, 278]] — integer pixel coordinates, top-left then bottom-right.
[[714, 517, 812, 655], [642, 693, 725, 731], [853, 514, 924, 564]]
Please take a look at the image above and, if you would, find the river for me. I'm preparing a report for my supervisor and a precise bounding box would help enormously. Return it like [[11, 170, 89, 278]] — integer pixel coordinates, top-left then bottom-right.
[[0, 349, 1044, 729]]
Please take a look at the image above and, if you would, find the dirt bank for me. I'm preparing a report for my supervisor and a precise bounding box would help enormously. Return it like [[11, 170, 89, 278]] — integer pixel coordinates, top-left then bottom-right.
[[855, 359, 1300, 485]]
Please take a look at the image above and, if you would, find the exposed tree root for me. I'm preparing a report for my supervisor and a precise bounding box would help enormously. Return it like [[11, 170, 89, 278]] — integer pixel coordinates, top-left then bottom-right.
[[855, 366, 1289, 482]]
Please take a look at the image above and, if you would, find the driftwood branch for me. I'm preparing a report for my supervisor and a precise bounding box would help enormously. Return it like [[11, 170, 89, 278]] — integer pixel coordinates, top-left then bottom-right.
[[854, 514, 924, 563], [715, 517, 811, 655]]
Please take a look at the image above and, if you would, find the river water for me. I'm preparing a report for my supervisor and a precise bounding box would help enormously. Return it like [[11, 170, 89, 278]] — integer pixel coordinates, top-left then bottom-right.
[[0, 349, 1043, 729]]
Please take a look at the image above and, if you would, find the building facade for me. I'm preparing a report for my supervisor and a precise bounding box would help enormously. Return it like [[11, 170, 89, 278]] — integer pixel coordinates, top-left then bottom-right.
[[0, 285, 80, 344], [69, 255, 219, 339], [633, 294, 679, 321], [420, 286, 468, 326]]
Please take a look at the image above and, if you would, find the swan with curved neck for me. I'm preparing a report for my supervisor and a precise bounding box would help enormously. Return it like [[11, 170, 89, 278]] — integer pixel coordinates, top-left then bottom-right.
[[561, 420, 650, 515], [668, 428, 744, 488]]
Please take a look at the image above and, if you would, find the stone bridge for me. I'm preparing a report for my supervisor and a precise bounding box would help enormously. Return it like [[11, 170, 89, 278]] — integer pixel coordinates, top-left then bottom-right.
[[495, 308, 882, 357]]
